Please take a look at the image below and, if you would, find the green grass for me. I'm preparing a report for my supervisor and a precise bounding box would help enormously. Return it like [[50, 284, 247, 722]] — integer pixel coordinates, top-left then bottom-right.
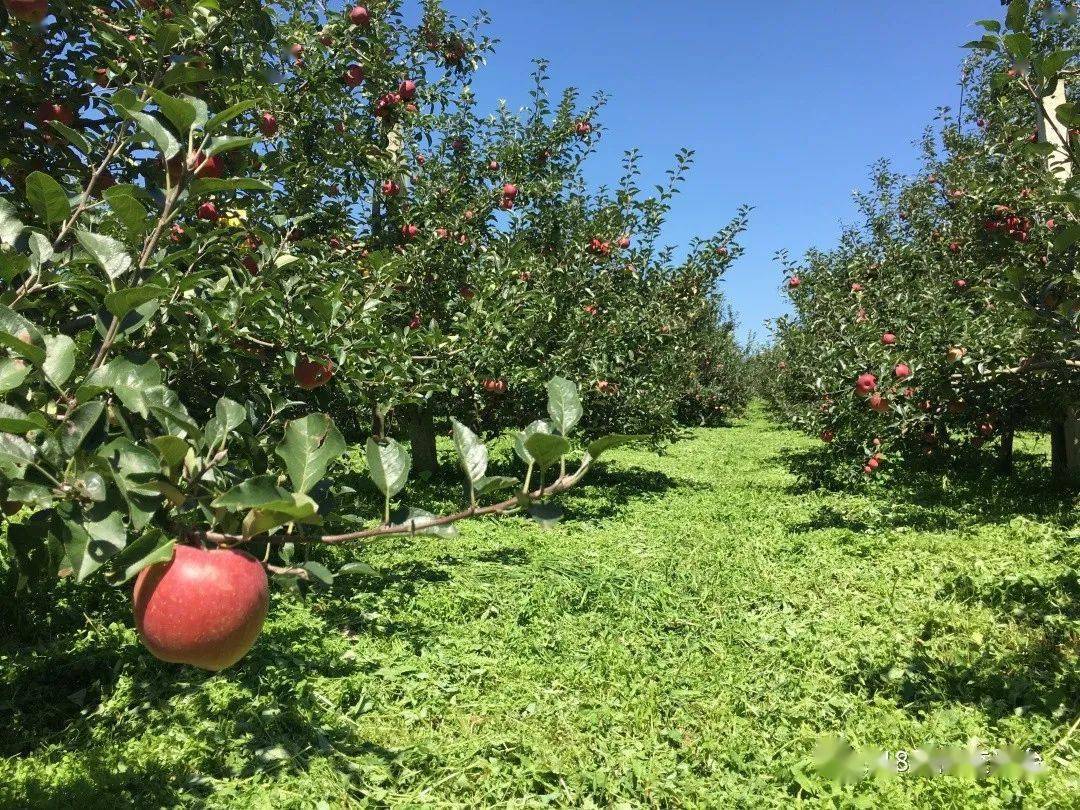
[[2, 407, 1078, 808]]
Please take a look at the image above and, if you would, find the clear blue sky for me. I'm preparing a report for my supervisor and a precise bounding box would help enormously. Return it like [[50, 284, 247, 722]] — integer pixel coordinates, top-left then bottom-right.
[[433, 0, 995, 344]]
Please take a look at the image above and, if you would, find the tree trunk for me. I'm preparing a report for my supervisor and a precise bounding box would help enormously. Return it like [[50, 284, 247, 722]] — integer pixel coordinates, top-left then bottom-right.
[[371, 402, 384, 442], [405, 403, 439, 475], [997, 426, 1014, 476]]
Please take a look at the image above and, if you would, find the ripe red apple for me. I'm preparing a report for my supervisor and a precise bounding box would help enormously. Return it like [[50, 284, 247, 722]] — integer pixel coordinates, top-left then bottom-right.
[[854, 373, 877, 397], [197, 201, 219, 221], [499, 197, 514, 211], [190, 151, 224, 179], [374, 91, 399, 116], [575, 120, 592, 137], [342, 64, 365, 88], [348, 5, 370, 25], [716, 246, 728, 257], [894, 363, 911, 379], [502, 183, 518, 201], [381, 179, 400, 197], [953, 278, 968, 290], [851, 283, 864, 293], [294, 356, 334, 390], [948, 241, 961, 253], [868, 394, 890, 414], [881, 332, 896, 345], [788, 276, 801, 289], [134, 544, 269, 671], [289, 43, 304, 58], [401, 223, 419, 240], [617, 235, 631, 249], [398, 79, 417, 101], [488, 160, 499, 171], [35, 101, 74, 127], [583, 304, 600, 316], [978, 422, 995, 438], [596, 380, 620, 395], [867, 457, 880, 470], [259, 112, 279, 137], [4, 0, 48, 24]]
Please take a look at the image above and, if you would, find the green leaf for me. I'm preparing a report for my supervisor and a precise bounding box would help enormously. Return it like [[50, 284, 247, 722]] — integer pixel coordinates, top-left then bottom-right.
[[215, 397, 246, 432], [144, 88, 198, 136], [43, 334, 76, 387], [25, 171, 71, 225], [98, 438, 162, 531], [63, 508, 127, 582], [83, 357, 163, 417], [0, 358, 30, 392], [75, 229, 133, 280], [586, 434, 645, 462], [242, 492, 320, 538], [113, 94, 180, 160], [0, 403, 37, 434], [205, 135, 258, 157], [301, 560, 334, 586], [58, 401, 104, 456], [514, 419, 550, 465], [105, 286, 168, 317], [389, 505, 459, 538], [212, 475, 291, 511], [546, 376, 582, 435], [1052, 222, 1080, 252], [0, 198, 26, 247], [451, 418, 487, 483], [8, 481, 54, 510], [48, 120, 91, 154], [0, 305, 45, 365], [474, 476, 519, 496], [524, 433, 571, 470], [7, 511, 63, 583], [103, 186, 149, 237], [189, 177, 272, 195], [73, 470, 107, 502], [204, 100, 256, 132], [1002, 32, 1032, 62], [0, 433, 35, 468], [274, 414, 345, 494], [1005, 0, 1029, 32], [365, 438, 410, 499], [162, 64, 217, 88], [150, 435, 189, 467], [106, 528, 174, 584], [338, 561, 381, 577]]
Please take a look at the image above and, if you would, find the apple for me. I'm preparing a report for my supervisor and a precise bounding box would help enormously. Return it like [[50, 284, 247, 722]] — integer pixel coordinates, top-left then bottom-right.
[[788, 276, 801, 289], [35, 101, 74, 127], [398, 79, 417, 101], [502, 183, 518, 201], [881, 332, 896, 345], [947, 346, 966, 363], [4, 0, 47, 23], [294, 356, 334, 390], [401, 223, 419, 240], [259, 112, 279, 137], [409, 312, 422, 329], [342, 64, 365, 88], [289, 43, 304, 58], [318, 29, 333, 46], [894, 363, 911, 379], [979, 422, 995, 438], [451, 138, 466, 152], [575, 120, 593, 137], [499, 197, 514, 211], [189, 151, 224, 179], [948, 241, 961, 253], [851, 283, 864, 293], [488, 160, 500, 171], [197, 202, 219, 221], [821, 430, 835, 444], [617, 235, 631, 249], [596, 380, 619, 395], [93, 67, 110, 88], [133, 544, 268, 671], [374, 91, 399, 116], [868, 394, 890, 414], [855, 372, 877, 397], [867, 457, 880, 470], [459, 284, 474, 300], [381, 179, 400, 197], [348, 5, 370, 26], [716, 246, 728, 257], [953, 278, 968, 290], [241, 256, 259, 275], [583, 304, 599, 316]]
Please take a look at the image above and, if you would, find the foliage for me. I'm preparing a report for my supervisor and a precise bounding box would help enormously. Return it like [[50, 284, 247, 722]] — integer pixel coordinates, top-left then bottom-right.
[[765, 0, 1079, 483], [2, 413, 1076, 806]]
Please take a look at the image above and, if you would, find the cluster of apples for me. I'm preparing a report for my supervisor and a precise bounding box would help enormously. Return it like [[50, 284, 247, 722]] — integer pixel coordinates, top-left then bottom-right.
[[482, 378, 508, 394]]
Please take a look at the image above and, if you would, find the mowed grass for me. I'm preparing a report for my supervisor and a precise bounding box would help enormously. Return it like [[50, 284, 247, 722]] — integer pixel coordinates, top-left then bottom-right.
[[2, 407, 1078, 808]]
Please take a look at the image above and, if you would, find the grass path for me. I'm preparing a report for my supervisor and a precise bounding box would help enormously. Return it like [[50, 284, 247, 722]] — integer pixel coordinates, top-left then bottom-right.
[[2, 409, 1078, 807]]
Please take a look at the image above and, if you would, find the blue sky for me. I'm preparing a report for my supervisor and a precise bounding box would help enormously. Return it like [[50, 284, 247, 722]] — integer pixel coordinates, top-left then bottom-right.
[[432, 0, 996, 344]]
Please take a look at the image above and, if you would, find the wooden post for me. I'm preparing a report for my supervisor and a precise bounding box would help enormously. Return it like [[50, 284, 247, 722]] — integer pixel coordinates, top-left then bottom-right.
[[1039, 83, 1079, 481]]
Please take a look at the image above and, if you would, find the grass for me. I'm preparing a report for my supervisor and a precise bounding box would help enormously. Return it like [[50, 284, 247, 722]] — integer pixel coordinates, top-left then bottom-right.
[[1, 406, 1078, 808]]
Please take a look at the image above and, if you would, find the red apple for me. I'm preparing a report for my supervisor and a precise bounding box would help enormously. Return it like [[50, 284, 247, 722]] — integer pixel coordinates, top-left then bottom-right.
[[259, 112, 279, 137], [821, 430, 835, 444], [894, 362, 911, 379], [348, 5, 370, 26], [575, 120, 592, 137], [398, 79, 417, 101], [289, 43, 304, 58], [190, 151, 224, 179], [35, 101, 74, 127], [851, 283, 864, 293], [342, 64, 365, 88], [788, 276, 801, 289], [381, 179, 400, 197], [133, 544, 269, 672], [617, 235, 631, 249], [502, 182, 518, 200], [294, 356, 334, 390], [5, 0, 48, 24], [855, 373, 877, 397], [401, 223, 419, 240], [954, 278, 968, 290], [241, 256, 259, 275], [197, 202, 219, 221], [868, 394, 890, 414], [881, 332, 896, 345]]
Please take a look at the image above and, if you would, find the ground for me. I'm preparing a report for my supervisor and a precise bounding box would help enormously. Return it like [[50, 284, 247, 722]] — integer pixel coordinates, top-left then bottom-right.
[[1, 408, 1078, 808]]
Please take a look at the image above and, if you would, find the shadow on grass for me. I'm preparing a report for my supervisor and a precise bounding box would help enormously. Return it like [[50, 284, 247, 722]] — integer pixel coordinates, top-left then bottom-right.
[[782, 445, 1078, 534]]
